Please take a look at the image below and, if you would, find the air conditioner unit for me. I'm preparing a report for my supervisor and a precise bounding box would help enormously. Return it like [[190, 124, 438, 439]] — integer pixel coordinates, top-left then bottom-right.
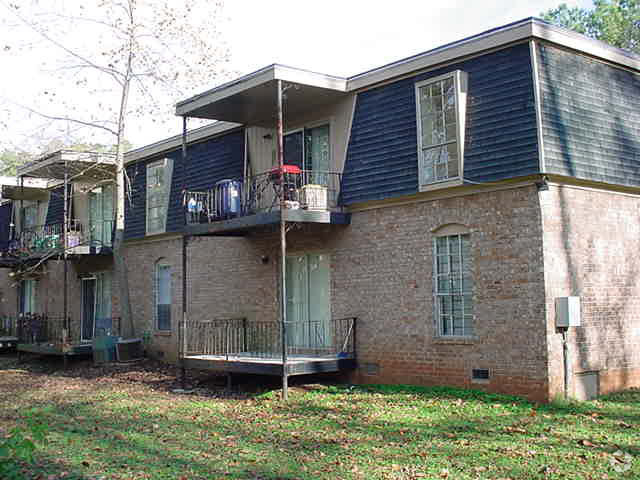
[[116, 338, 143, 362], [300, 184, 328, 211]]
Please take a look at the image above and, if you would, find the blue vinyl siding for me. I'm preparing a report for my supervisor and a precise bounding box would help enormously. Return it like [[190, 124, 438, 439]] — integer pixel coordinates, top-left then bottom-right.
[[124, 161, 146, 240], [124, 129, 245, 239], [537, 43, 640, 185], [342, 43, 539, 204], [45, 186, 65, 226]]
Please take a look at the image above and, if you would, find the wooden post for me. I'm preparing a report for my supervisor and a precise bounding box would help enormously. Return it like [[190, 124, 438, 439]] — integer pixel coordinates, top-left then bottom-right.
[[277, 79, 288, 401]]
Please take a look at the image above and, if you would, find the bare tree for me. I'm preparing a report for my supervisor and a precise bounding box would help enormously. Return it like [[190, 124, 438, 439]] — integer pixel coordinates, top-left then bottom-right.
[[1, 0, 231, 336]]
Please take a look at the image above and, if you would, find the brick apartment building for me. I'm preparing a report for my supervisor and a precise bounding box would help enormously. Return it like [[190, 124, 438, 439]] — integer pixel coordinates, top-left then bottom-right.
[[2, 18, 639, 402]]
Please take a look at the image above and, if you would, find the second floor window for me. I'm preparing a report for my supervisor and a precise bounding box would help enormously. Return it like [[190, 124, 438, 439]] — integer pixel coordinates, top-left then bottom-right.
[[415, 71, 467, 189], [146, 158, 173, 235]]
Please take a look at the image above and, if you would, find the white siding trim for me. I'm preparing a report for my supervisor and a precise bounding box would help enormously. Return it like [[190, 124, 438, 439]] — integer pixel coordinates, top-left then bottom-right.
[[530, 40, 546, 174]]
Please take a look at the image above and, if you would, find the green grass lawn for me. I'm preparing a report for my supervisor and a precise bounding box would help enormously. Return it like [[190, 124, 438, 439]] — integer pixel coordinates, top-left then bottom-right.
[[0, 354, 638, 479]]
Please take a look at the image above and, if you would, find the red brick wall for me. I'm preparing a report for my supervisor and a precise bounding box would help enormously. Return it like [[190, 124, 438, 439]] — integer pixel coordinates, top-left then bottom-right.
[[540, 184, 640, 399], [122, 185, 551, 401]]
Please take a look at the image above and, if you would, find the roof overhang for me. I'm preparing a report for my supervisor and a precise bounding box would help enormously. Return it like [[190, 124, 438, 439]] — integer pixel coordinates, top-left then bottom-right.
[[18, 150, 116, 182], [348, 17, 640, 90], [0, 177, 51, 201], [1, 185, 49, 201], [175, 64, 348, 124]]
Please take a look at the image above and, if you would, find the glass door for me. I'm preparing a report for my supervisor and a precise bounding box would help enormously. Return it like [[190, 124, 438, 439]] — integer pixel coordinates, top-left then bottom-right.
[[81, 277, 96, 341], [94, 272, 113, 336], [285, 253, 331, 352], [89, 185, 114, 248]]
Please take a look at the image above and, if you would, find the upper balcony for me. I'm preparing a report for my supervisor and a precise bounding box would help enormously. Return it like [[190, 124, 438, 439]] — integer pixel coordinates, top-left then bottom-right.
[[175, 65, 355, 237], [183, 166, 350, 236], [9, 218, 114, 259], [1, 150, 116, 260]]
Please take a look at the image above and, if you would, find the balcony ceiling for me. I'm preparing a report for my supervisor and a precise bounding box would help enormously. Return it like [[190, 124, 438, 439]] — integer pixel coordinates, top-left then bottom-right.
[[0, 185, 49, 201], [18, 150, 117, 182], [176, 64, 348, 126]]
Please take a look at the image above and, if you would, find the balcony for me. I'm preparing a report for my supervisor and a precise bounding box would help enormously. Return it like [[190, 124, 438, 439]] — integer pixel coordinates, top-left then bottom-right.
[[9, 220, 114, 258], [182, 316, 357, 376], [15, 313, 122, 357], [183, 168, 350, 236], [0, 316, 17, 350]]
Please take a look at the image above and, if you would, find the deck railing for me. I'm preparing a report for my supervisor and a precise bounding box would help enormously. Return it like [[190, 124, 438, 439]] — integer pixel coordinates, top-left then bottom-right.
[[184, 316, 356, 360], [15, 314, 122, 344], [10, 219, 114, 257], [0, 316, 16, 337], [184, 169, 342, 225]]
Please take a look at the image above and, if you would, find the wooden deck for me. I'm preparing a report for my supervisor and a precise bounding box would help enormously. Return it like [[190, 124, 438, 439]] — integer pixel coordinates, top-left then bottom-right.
[[17, 342, 92, 357], [183, 353, 356, 376]]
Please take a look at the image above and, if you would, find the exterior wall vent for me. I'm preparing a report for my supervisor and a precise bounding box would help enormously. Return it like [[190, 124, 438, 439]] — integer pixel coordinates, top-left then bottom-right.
[[472, 368, 490, 381]]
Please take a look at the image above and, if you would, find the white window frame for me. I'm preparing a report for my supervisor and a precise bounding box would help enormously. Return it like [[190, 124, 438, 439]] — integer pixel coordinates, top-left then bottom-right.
[[154, 261, 172, 332], [146, 158, 173, 235], [433, 233, 474, 337], [415, 70, 468, 192]]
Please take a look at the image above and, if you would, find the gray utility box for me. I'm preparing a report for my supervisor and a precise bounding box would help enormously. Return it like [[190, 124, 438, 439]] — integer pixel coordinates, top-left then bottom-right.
[[555, 296, 581, 327]]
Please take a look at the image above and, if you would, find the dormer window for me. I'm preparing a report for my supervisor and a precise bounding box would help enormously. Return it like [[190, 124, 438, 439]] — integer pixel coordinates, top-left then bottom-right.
[[415, 70, 467, 190]]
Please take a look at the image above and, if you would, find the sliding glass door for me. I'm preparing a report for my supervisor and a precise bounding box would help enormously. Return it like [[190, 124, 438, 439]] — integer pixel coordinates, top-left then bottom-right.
[[285, 253, 331, 352], [81, 272, 112, 341]]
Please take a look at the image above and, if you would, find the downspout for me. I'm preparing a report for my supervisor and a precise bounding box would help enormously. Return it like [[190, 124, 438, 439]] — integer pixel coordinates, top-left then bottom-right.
[[277, 79, 288, 401]]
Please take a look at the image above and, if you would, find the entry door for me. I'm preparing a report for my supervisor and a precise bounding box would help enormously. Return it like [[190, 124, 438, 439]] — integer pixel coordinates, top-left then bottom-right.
[[89, 185, 114, 248], [285, 253, 331, 351], [81, 278, 96, 341], [82, 273, 113, 341]]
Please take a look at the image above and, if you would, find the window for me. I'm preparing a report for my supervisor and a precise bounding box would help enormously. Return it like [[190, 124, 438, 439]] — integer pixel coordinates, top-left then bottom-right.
[[415, 71, 467, 189], [284, 124, 330, 173], [146, 158, 173, 235], [155, 262, 171, 331], [433, 234, 473, 336]]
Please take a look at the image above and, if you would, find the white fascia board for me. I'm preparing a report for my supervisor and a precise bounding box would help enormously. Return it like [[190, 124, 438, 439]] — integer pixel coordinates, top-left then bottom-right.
[[0, 176, 50, 188], [531, 21, 640, 71], [124, 121, 242, 164], [175, 66, 277, 116], [17, 150, 115, 177], [272, 65, 347, 91]]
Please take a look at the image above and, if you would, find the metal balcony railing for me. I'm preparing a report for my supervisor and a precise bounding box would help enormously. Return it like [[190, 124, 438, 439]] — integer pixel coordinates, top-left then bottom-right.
[[184, 169, 342, 225], [9, 219, 114, 257], [183, 316, 356, 360], [15, 314, 122, 344], [0, 316, 16, 337]]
